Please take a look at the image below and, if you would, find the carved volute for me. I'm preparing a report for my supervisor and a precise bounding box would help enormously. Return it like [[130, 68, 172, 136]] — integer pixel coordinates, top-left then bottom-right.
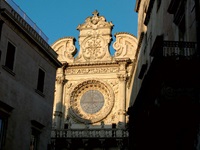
[[113, 32, 137, 60], [52, 37, 77, 63], [75, 10, 113, 62]]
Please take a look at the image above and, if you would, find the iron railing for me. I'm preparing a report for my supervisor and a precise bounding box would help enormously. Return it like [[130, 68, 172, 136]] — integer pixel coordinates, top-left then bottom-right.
[[150, 36, 197, 58], [3, 0, 48, 42], [162, 41, 197, 57]]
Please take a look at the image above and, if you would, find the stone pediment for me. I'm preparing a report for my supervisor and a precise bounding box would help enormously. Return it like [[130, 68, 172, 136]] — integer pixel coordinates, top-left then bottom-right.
[[52, 11, 138, 64]]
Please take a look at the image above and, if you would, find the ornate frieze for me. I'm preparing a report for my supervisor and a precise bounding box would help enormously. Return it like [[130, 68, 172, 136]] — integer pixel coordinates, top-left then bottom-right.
[[65, 67, 118, 74]]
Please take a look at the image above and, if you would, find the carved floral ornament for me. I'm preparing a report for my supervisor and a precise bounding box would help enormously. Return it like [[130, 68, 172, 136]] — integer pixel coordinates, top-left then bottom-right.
[[81, 34, 106, 61], [69, 80, 115, 123]]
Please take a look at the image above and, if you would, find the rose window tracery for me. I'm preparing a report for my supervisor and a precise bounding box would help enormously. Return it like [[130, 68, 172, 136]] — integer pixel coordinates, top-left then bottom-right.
[[69, 80, 114, 123]]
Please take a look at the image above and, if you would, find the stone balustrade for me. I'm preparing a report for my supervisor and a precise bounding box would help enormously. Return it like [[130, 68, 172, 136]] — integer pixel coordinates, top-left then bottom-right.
[[51, 128, 129, 139]]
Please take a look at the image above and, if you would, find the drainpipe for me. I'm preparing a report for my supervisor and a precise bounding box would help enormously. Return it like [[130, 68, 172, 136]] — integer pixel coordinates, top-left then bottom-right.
[[195, 0, 200, 56]]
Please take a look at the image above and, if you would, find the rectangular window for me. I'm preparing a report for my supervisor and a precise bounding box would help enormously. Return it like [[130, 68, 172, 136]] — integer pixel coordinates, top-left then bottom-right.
[[168, 0, 186, 34], [5, 42, 16, 70], [36, 68, 45, 93], [30, 120, 44, 150], [0, 101, 13, 149], [0, 116, 7, 149], [30, 128, 40, 150]]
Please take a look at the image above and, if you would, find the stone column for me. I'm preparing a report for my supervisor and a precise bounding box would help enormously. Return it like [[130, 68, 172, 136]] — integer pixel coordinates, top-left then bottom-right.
[[53, 68, 66, 129]]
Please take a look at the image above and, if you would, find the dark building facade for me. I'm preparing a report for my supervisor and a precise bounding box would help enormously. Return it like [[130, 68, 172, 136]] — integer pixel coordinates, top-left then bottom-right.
[[128, 0, 200, 149], [0, 0, 61, 149]]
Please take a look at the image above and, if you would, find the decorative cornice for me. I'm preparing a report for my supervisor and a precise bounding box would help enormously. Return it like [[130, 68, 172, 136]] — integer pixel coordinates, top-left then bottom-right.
[[65, 58, 133, 67], [115, 58, 131, 63], [67, 60, 118, 67]]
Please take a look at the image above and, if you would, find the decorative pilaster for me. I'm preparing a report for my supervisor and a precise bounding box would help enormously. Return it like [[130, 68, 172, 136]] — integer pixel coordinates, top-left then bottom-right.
[[116, 60, 128, 129], [53, 68, 66, 129]]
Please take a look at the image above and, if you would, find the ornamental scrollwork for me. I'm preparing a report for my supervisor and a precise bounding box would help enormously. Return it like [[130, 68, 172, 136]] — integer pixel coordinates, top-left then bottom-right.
[[113, 33, 138, 60], [52, 37, 77, 63]]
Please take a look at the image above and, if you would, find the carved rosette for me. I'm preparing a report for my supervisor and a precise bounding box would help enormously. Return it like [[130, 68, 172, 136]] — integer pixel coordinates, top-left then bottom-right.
[[81, 35, 106, 61], [69, 80, 115, 123]]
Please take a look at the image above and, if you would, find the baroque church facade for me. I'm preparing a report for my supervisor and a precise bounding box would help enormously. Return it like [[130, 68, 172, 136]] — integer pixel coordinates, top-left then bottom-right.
[[51, 11, 137, 149]]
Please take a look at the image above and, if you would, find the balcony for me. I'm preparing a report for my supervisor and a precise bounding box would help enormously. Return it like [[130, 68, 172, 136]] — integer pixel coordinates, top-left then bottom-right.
[[150, 36, 197, 58]]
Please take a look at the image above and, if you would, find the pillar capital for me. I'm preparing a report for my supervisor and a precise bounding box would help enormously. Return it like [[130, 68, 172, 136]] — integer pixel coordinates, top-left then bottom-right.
[[56, 76, 67, 84], [117, 73, 128, 81]]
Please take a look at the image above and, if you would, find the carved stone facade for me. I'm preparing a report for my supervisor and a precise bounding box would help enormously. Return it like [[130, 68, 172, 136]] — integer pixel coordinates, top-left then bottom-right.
[[51, 10, 137, 149]]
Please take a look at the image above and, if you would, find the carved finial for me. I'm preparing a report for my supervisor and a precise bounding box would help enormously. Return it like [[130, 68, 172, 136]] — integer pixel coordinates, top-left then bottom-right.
[[92, 10, 99, 16]]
